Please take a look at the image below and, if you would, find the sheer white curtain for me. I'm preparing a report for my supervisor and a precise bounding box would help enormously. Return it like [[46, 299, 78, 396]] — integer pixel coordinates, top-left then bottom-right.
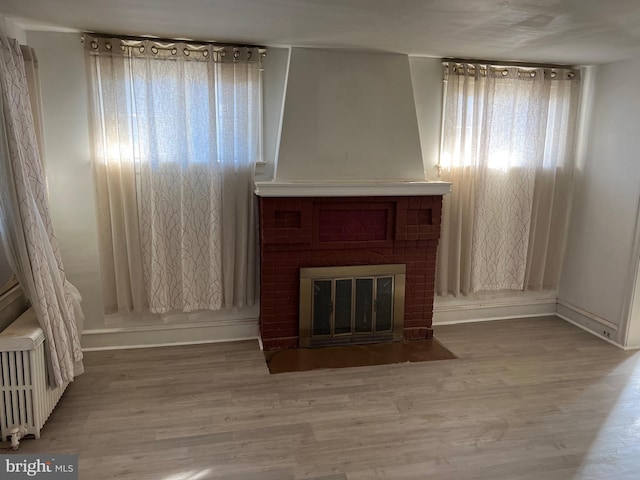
[[85, 35, 261, 314], [20, 45, 46, 166], [0, 31, 84, 386], [436, 62, 580, 296]]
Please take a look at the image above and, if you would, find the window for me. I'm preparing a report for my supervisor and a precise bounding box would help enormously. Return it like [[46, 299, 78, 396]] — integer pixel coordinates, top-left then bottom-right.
[[436, 62, 581, 296], [85, 35, 262, 314]]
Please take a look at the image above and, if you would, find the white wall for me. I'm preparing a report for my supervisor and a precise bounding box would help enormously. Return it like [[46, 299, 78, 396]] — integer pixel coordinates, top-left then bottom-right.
[[276, 47, 425, 181], [0, 15, 27, 44], [558, 58, 640, 346], [260, 46, 289, 179], [408, 57, 443, 181], [26, 31, 105, 331], [626, 263, 640, 348], [21, 29, 640, 350]]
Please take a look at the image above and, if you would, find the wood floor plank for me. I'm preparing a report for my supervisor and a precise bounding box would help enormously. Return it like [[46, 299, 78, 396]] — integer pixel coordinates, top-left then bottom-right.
[[4, 316, 640, 479]]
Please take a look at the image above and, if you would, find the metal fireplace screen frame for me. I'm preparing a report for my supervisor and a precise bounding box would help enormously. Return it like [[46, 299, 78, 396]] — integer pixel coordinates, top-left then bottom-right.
[[299, 264, 406, 347]]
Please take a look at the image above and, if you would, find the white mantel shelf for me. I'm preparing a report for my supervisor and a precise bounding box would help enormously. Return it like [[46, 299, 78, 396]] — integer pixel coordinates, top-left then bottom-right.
[[254, 180, 452, 197]]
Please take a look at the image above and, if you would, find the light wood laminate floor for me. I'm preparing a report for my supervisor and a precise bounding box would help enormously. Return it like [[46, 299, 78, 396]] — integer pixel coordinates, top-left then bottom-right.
[[7, 315, 640, 479]]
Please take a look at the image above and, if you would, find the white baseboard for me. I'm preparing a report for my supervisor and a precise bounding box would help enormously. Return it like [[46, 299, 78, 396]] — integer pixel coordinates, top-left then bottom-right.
[[81, 317, 259, 351], [433, 290, 557, 325], [434, 311, 556, 326], [80, 295, 637, 351], [557, 312, 627, 349], [555, 299, 627, 348]]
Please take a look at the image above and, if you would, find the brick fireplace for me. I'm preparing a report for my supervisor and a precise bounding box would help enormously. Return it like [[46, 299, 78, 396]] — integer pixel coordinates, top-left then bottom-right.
[[254, 49, 451, 350], [256, 183, 447, 350]]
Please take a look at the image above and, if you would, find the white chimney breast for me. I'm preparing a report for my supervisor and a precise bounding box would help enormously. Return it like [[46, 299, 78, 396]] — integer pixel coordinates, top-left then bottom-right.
[[275, 48, 426, 182]]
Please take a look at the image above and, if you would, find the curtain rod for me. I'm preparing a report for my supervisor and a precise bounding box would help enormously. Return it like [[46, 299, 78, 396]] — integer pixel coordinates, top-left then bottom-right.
[[443, 57, 577, 70], [83, 31, 266, 50]]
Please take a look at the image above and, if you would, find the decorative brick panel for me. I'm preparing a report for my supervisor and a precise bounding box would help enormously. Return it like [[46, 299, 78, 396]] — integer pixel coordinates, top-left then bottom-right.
[[318, 208, 389, 242], [258, 195, 443, 350]]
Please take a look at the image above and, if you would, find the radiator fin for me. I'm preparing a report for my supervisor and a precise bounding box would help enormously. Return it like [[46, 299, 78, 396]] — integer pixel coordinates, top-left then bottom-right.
[[0, 343, 68, 441]]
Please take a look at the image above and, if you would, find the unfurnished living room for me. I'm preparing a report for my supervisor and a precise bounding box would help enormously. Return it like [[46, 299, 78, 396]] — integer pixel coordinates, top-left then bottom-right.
[[0, 1, 639, 479]]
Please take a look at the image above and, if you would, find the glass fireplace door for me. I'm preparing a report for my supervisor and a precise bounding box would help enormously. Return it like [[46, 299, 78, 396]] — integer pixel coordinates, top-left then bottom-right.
[[300, 265, 405, 347]]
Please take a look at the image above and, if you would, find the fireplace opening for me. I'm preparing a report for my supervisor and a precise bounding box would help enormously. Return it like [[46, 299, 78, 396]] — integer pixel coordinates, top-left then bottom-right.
[[299, 264, 405, 347]]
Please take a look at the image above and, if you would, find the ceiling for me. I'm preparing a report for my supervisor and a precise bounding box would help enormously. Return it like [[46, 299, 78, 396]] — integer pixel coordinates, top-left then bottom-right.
[[2, 0, 640, 65]]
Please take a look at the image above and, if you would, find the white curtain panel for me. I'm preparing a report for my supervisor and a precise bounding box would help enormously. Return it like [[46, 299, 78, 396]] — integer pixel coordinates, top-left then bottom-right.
[[85, 36, 260, 314], [437, 63, 580, 296], [0, 32, 84, 386], [20, 45, 46, 166]]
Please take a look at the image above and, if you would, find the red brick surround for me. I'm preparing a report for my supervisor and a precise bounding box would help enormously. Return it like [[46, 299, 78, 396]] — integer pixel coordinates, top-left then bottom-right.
[[258, 195, 443, 350]]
